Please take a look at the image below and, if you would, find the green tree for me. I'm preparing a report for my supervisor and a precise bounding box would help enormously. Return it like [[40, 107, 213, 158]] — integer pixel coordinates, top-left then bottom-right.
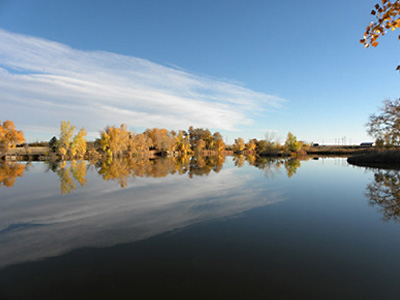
[[49, 136, 58, 152], [284, 132, 302, 153]]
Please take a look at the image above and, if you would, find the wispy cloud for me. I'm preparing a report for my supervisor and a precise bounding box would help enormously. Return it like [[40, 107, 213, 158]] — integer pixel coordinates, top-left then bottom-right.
[[0, 29, 285, 139]]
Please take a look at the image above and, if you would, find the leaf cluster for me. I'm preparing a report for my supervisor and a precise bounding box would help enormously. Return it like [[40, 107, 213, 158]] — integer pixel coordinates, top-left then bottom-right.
[[361, 0, 400, 70]]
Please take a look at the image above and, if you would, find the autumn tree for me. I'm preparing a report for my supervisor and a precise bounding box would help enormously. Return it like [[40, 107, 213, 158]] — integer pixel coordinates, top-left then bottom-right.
[[188, 127, 211, 150], [145, 128, 174, 152], [213, 132, 226, 153], [233, 137, 245, 153], [195, 139, 206, 153], [58, 121, 87, 159], [0, 120, 25, 155], [129, 133, 153, 155], [367, 98, 400, 145], [58, 121, 76, 158], [245, 139, 256, 152], [70, 128, 87, 159], [361, 0, 400, 71], [175, 130, 192, 155], [99, 124, 130, 157]]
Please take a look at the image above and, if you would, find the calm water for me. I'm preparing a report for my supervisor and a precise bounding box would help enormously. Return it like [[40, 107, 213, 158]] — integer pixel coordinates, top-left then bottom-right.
[[1, 156, 400, 299]]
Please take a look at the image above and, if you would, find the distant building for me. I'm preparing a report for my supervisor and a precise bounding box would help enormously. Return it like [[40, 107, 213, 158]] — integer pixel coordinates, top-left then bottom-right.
[[360, 142, 373, 147], [312, 143, 319, 147]]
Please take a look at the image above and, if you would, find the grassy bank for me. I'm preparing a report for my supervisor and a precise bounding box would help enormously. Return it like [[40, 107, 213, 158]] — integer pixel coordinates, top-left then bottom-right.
[[347, 150, 400, 169]]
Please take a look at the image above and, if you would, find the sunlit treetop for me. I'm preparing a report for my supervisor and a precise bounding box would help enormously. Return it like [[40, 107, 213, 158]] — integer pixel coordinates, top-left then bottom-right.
[[361, 0, 400, 70]]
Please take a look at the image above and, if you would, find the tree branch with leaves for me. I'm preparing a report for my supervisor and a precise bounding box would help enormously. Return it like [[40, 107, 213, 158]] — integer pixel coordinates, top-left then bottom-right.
[[361, 0, 400, 71]]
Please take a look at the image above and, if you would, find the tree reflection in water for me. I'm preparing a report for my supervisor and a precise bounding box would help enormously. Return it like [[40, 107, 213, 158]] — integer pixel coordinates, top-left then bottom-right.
[[366, 169, 400, 222], [245, 156, 302, 179], [233, 155, 245, 168], [96, 154, 226, 185], [0, 161, 25, 188], [56, 161, 87, 194], [1, 155, 302, 193]]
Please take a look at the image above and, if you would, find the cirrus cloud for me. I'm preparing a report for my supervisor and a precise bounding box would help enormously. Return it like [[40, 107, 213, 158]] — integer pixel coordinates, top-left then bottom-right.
[[0, 29, 285, 140]]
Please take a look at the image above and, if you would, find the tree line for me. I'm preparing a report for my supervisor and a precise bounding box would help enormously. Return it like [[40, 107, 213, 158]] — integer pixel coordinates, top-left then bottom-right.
[[0, 120, 308, 160]]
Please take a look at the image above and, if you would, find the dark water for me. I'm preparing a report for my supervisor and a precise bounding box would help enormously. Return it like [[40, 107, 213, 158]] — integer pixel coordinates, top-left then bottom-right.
[[1, 157, 400, 299]]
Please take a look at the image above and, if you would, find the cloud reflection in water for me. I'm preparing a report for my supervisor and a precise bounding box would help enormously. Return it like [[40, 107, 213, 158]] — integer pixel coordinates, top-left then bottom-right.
[[0, 158, 286, 269]]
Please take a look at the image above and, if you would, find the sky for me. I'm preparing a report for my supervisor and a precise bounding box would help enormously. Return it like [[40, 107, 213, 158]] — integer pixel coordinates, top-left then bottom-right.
[[0, 0, 399, 144]]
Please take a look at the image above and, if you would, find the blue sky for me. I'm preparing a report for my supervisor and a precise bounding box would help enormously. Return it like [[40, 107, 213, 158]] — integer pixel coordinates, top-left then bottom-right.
[[0, 0, 398, 144]]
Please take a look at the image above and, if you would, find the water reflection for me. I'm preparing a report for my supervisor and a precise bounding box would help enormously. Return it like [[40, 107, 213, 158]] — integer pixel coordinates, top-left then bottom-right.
[[366, 168, 400, 222], [1, 156, 303, 193], [0, 157, 285, 269], [0, 161, 26, 188], [243, 156, 302, 179]]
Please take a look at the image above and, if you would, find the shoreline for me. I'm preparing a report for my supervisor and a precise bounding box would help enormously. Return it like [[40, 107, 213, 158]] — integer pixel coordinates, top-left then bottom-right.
[[346, 150, 400, 169]]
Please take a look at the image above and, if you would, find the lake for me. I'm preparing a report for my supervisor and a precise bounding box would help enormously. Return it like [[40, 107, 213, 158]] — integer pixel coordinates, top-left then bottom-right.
[[1, 156, 400, 299]]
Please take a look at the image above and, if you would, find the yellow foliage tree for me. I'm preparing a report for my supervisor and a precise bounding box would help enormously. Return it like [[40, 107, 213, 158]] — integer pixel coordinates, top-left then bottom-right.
[[145, 128, 174, 152], [175, 131, 192, 155], [233, 137, 245, 152], [361, 0, 400, 70], [129, 133, 153, 155], [0, 120, 25, 155], [245, 139, 256, 152], [195, 138, 206, 153], [58, 121, 87, 159], [99, 124, 130, 158], [70, 128, 87, 158], [213, 132, 225, 153], [58, 121, 76, 158]]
